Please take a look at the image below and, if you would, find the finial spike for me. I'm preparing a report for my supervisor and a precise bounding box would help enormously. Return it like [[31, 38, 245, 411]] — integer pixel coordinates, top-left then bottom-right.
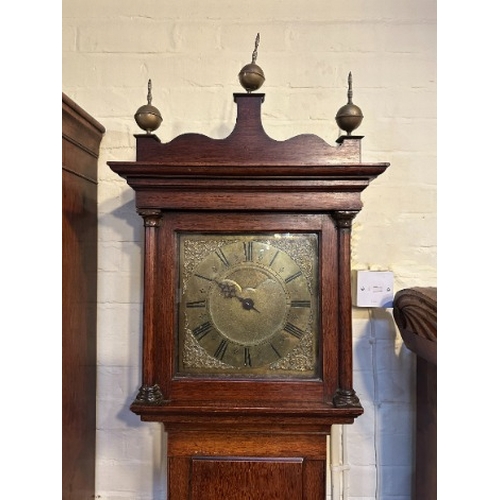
[[347, 72, 353, 104], [147, 79, 152, 105], [252, 33, 260, 64]]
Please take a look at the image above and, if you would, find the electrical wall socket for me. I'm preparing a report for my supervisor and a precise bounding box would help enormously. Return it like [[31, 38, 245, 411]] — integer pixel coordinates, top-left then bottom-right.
[[354, 270, 394, 308]]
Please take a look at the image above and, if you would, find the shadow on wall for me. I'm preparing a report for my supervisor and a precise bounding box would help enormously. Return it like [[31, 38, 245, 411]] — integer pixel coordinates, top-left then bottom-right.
[[98, 196, 144, 426], [97, 194, 167, 499], [352, 306, 416, 499]]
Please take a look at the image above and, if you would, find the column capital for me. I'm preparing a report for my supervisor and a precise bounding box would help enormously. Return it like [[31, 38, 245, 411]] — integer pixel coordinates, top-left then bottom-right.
[[138, 208, 163, 227], [332, 210, 359, 228]]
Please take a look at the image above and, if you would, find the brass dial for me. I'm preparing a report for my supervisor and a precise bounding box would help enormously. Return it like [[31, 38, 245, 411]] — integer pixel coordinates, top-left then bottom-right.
[[178, 234, 319, 377]]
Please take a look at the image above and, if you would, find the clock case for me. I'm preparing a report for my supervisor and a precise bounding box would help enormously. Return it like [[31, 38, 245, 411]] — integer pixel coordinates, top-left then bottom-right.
[[108, 92, 389, 431]]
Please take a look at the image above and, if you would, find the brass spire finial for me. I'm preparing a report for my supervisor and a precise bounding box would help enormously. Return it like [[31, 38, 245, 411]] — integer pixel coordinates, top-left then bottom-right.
[[238, 33, 265, 93], [146, 79, 153, 105], [251, 33, 260, 64], [347, 72, 354, 103], [335, 72, 364, 135], [134, 79, 163, 134]]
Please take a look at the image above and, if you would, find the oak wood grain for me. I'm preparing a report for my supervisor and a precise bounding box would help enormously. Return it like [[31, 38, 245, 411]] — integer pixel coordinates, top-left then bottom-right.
[[62, 93, 104, 500]]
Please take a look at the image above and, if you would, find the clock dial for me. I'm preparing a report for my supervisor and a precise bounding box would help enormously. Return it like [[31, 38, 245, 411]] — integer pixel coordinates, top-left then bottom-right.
[[178, 233, 319, 377]]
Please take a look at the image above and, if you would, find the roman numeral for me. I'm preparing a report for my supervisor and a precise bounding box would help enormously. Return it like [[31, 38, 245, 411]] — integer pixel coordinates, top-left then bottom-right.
[[284, 322, 305, 339], [214, 339, 228, 361], [215, 248, 230, 267], [270, 343, 282, 359], [192, 321, 212, 340], [291, 300, 311, 308], [244, 347, 252, 367], [194, 273, 213, 282], [285, 271, 302, 283], [269, 250, 279, 267], [186, 300, 206, 308], [243, 241, 253, 261]]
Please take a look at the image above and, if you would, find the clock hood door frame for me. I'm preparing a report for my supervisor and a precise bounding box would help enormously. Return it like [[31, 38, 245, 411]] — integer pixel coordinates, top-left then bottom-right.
[[108, 92, 389, 430]]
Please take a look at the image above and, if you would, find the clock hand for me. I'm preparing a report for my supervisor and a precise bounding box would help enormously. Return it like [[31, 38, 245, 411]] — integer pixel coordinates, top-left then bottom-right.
[[214, 280, 260, 312], [236, 296, 260, 313], [216, 279, 240, 298]]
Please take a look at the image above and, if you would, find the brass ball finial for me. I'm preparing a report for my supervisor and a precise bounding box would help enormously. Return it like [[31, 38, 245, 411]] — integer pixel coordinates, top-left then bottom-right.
[[335, 72, 364, 135], [238, 33, 265, 93], [134, 79, 163, 134]]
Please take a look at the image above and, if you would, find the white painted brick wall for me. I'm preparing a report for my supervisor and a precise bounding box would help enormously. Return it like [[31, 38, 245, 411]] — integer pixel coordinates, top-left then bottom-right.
[[63, 0, 436, 498]]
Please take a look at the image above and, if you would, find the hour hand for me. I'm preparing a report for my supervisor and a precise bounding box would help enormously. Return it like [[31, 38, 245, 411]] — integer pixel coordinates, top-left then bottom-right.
[[216, 279, 241, 298], [216, 280, 260, 312]]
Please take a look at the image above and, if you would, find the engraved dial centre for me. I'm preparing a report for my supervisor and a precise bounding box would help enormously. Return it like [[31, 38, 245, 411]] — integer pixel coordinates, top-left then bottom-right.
[[209, 264, 288, 346]]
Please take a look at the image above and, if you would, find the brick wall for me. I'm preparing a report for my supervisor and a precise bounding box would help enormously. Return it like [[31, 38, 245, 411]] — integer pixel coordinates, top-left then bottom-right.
[[62, 1, 436, 498]]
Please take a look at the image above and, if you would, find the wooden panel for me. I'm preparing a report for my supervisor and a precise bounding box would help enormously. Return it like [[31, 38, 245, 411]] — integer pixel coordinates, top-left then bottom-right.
[[62, 170, 97, 500], [167, 431, 327, 500], [416, 358, 437, 500], [168, 431, 327, 458], [62, 93, 104, 500], [191, 457, 303, 500], [62, 93, 105, 180]]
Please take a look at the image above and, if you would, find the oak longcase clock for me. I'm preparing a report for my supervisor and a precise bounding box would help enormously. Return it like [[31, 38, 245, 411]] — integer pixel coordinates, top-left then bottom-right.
[[108, 84, 388, 499]]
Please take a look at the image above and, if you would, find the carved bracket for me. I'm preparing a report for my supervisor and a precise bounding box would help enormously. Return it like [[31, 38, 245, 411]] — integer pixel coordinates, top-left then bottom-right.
[[333, 388, 362, 408], [133, 383, 165, 406]]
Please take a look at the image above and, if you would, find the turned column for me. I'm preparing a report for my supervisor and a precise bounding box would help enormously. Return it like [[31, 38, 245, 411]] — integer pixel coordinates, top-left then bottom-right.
[[332, 210, 361, 408], [133, 208, 164, 405]]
